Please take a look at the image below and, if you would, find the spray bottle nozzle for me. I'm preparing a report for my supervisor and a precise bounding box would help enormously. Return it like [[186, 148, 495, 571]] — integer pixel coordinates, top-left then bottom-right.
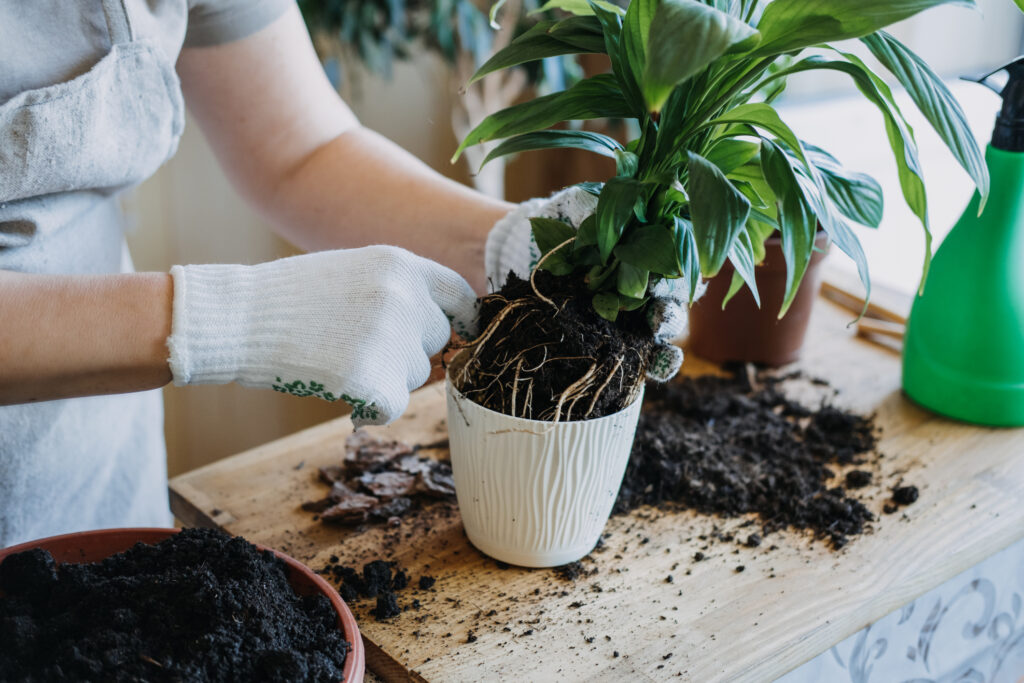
[[965, 56, 1024, 151]]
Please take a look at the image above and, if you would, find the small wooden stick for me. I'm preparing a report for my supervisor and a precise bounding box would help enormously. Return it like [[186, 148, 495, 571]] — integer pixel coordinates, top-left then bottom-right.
[[820, 281, 907, 324], [856, 318, 905, 341]]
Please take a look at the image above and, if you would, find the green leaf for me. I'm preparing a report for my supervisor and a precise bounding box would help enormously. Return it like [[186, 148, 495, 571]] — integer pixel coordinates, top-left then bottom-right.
[[453, 74, 632, 161], [721, 270, 746, 309], [593, 292, 621, 321], [617, 262, 650, 298], [615, 149, 639, 177], [530, 217, 577, 256], [622, 0, 656, 89], [688, 151, 752, 277], [613, 224, 682, 276], [673, 216, 702, 302], [754, 0, 975, 56], [862, 30, 988, 209], [575, 214, 599, 248], [726, 222, 761, 307], [772, 53, 931, 286], [471, 20, 604, 83], [709, 103, 804, 164], [643, 0, 759, 112], [706, 139, 761, 175], [532, 0, 625, 16], [618, 294, 648, 311], [591, 1, 647, 117], [803, 143, 884, 228], [761, 140, 816, 318], [482, 130, 623, 168], [596, 177, 643, 261]]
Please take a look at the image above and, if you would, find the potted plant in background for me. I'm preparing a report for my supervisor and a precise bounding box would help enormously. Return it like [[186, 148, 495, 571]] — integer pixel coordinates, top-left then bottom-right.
[[446, 0, 988, 567], [298, 0, 586, 199]]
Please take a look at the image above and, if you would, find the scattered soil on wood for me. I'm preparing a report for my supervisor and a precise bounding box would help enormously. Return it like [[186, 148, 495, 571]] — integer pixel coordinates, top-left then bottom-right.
[[449, 271, 654, 421], [0, 528, 349, 682], [318, 558, 434, 623], [303, 430, 455, 525], [616, 366, 906, 549]]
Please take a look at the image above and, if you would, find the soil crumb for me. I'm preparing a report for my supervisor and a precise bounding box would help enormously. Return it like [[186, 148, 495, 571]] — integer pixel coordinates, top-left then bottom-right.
[[320, 557, 430, 622], [616, 367, 902, 549], [450, 271, 654, 421], [0, 528, 349, 682], [303, 430, 456, 526]]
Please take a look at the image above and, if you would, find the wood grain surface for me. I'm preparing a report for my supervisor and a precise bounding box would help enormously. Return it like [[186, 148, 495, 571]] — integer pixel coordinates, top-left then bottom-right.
[[169, 295, 1024, 682]]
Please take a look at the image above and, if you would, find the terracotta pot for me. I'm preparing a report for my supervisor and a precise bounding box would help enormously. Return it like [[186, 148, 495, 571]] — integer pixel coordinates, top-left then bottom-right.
[[0, 528, 365, 683], [688, 232, 830, 366]]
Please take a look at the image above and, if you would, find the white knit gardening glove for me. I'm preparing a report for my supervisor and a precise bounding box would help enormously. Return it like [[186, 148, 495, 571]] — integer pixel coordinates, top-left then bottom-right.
[[486, 186, 706, 382], [166, 246, 477, 427]]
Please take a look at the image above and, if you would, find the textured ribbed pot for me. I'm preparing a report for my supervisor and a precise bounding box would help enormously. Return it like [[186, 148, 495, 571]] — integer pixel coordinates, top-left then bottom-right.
[[446, 361, 643, 568], [688, 232, 830, 366]]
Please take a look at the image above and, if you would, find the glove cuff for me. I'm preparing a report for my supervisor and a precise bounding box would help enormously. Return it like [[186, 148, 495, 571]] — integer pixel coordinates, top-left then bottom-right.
[[167, 261, 302, 386]]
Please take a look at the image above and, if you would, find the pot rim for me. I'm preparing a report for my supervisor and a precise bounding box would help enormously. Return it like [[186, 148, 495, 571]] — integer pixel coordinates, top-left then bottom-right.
[[0, 527, 365, 683], [445, 349, 644, 427]]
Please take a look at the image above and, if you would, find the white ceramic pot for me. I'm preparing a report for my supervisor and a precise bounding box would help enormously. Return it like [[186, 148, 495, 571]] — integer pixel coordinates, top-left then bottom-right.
[[445, 368, 643, 568]]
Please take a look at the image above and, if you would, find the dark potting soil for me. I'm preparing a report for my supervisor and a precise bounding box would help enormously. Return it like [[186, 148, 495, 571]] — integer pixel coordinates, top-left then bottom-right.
[[0, 528, 349, 682], [616, 368, 899, 549], [318, 558, 432, 622], [451, 271, 654, 421]]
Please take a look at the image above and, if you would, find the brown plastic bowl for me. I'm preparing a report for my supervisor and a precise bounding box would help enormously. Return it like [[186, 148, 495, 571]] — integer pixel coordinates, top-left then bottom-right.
[[0, 528, 364, 683]]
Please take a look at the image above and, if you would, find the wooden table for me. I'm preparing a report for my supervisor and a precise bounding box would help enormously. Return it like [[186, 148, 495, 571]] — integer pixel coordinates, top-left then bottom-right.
[[169, 295, 1024, 682]]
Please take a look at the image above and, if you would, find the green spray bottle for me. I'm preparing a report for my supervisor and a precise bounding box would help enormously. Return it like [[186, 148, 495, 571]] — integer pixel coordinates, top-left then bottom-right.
[[903, 57, 1024, 426]]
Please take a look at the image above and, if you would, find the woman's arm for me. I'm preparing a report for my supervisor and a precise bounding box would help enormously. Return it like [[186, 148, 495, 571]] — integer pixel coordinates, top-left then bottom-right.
[[0, 271, 172, 404], [175, 4, 511, 294]]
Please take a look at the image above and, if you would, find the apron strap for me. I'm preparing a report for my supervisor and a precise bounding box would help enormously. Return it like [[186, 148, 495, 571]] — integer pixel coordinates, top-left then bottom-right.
[[101, 0, 134, 45]]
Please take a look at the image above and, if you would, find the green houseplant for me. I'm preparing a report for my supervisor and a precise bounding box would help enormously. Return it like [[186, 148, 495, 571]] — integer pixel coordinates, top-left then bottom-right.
[[443, 0, 988, 567]]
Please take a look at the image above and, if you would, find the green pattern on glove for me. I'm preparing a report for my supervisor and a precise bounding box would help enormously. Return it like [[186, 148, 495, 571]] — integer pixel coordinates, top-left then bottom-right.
[[272, 377, 379, 421]]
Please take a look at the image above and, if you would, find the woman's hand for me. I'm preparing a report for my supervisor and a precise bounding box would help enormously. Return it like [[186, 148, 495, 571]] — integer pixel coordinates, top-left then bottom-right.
[[168, 246, 477, 426], [485, 186, 706, 382]]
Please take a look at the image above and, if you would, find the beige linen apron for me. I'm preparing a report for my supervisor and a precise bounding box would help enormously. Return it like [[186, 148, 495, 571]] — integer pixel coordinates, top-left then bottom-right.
[[0, 0, 184, 546]]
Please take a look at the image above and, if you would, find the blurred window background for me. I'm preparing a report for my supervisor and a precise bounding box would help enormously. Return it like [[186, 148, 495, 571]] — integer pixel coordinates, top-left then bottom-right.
[[122, 0, 1024, 475]]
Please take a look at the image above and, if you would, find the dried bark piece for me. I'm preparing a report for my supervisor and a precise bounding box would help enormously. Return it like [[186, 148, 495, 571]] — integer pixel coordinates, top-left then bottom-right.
[[318, 465, 346, 485], [358, 471, 417, 500], [321, 492, 380, 524], [343, 430, 415, 474], [415, 470, 456, 498], [368, 497, 413, 520]]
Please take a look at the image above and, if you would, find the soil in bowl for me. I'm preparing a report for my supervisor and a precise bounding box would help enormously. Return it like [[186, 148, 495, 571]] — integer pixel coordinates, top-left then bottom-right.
[[450, 270, 654, 421], [0, 528, 350, 682]]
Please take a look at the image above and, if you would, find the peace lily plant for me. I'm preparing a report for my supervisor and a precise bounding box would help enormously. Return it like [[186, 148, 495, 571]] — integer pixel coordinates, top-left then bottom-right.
[[455, 0, 989, 320], [442, 0, 990, 568]]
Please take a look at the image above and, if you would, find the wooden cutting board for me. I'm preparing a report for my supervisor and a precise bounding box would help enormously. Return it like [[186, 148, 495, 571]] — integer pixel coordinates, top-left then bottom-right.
[[169, 294, 1024, 682]]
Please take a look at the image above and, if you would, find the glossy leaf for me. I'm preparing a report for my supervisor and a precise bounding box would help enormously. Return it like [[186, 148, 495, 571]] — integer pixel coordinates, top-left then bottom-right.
[[726, 222, 762, 307], [470, 18, 605, 84], [772, 53, 932, 284], [532, 0, 625, 17], [596, 177, 643, 261], [706, 139, 761, 175], [453, 74, 632, 161], [673, 216, 702, 302], [530, 217, 577, 255], [709, 103, 804, 164], [721, 270, 746, 308], [617, 261, 650, 298], [761, 140, 816, 318], [593, 291, 621, 321], [754, 0, 975, 56], [687, 152, 752, 277], [614, 224, 681, 275], [482, 130, 623, 168], [643, 0, 759, 112], [862, 30, 989, 208], [575, 214, 599, 248], [803, 143, 884, 228], [622, 0, 655, 89]]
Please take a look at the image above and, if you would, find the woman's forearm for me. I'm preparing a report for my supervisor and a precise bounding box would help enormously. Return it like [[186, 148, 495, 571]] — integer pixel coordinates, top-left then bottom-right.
[[261, 127, 512, 293], [0, 270, 172, 404]]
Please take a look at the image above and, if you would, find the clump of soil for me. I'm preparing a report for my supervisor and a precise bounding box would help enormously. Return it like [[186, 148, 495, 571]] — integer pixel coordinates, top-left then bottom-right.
[[0, 528, 349, 682], [318, 558, 433, 622], [449, 271, 654, 421], [303, 430, 455, 525], [616, 367, 898, 548]]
